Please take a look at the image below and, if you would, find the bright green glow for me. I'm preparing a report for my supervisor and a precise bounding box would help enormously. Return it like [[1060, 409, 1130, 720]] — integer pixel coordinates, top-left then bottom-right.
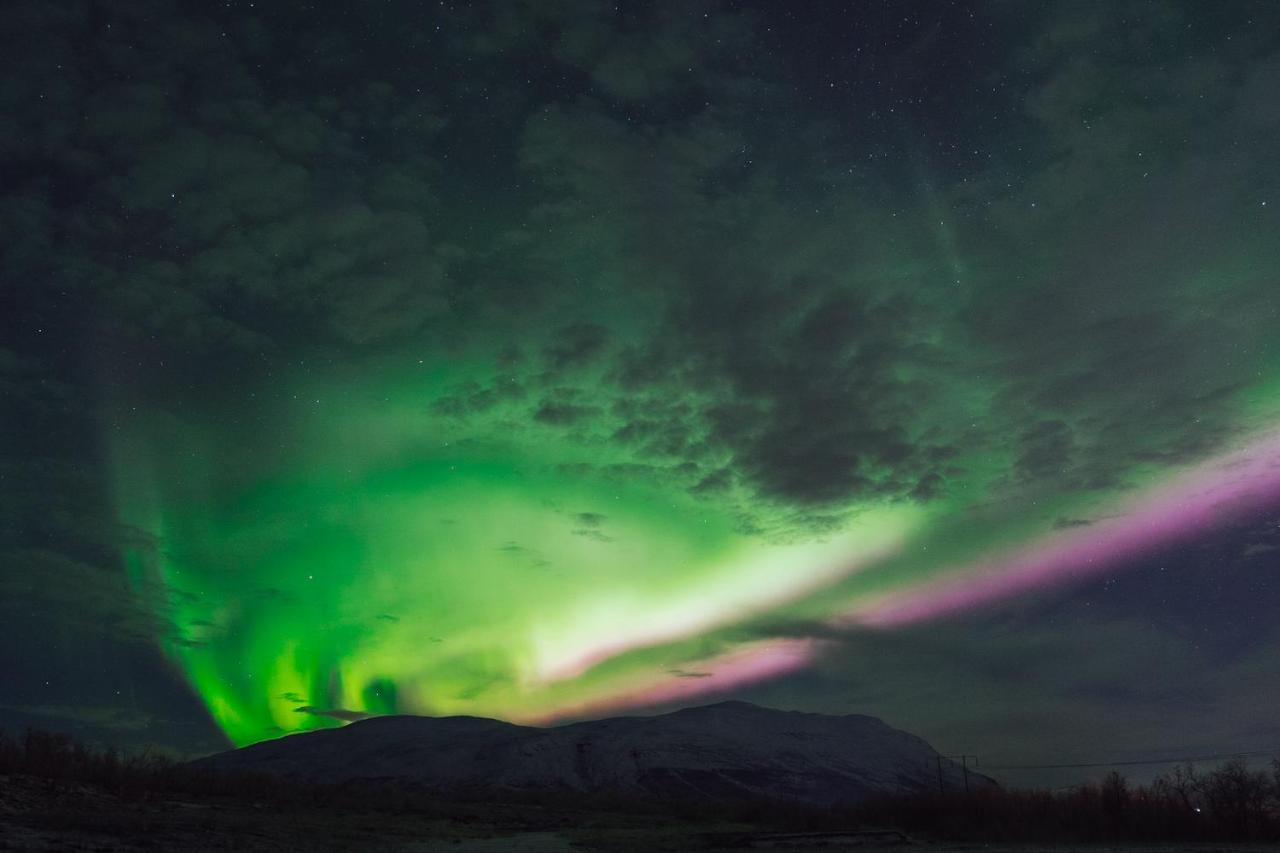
[[114, 376, 920, 744], [108, 241, 1280, 746]]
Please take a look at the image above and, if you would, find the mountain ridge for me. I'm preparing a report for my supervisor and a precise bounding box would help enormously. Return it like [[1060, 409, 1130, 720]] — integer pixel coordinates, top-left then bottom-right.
[[196, 701, 992, 806]]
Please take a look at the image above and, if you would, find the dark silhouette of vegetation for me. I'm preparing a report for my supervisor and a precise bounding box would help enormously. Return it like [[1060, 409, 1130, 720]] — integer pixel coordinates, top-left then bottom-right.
[[0, 727, 466, 817], [0, 727, 296, 803], [850, 758, 1280, 842], [0, 727, 722, 823], [4, 727, 1278, 843]]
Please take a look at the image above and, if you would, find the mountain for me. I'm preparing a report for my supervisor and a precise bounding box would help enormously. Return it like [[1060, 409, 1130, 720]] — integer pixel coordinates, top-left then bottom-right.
[[195, 701, 991, 807]]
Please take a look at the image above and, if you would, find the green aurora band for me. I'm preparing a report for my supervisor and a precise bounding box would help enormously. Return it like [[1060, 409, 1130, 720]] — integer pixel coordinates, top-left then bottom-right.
[[107, 337, 1280, 746], [101, 181, 1280, 747], [109, 363, 928, 744]]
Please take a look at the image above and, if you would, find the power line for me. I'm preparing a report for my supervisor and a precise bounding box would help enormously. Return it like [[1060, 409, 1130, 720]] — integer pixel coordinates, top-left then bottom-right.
[[985, 748, 1278, 771]]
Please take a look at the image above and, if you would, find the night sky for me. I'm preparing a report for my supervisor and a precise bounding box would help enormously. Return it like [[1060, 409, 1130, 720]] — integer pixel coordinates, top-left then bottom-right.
[[3, 0, 1280, 787]]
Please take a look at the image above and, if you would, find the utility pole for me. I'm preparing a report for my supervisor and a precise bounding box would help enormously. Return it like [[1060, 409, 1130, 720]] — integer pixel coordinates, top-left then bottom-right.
[[940, 754, 979, 796], [961, 754, 972, 795], [936, 755, 945, 795]]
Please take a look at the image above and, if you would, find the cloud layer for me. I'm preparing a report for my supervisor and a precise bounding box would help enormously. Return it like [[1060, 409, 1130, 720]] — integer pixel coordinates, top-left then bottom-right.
[[3, 0, 1280, 763]]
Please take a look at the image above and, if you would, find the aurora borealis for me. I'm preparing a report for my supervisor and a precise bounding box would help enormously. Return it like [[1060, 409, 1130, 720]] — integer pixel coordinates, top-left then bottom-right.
[[4, 0, 1280, 783], [109, 347, 923, 741]]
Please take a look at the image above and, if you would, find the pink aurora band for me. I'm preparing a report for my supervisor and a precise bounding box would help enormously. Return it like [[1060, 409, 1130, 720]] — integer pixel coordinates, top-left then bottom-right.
[[579, 429, 1280, 713], [847, 428, 1280, 628]]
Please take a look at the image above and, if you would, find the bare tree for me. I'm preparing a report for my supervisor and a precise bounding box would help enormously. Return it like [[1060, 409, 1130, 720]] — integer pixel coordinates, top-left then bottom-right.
[[1200, 757, 1271, 839], [1152, 762, 1201, 812], [1100, 770, 1130, 831]]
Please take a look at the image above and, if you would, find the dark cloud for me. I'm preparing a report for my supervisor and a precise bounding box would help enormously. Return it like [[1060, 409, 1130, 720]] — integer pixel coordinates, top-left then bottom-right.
[[544, 323, 610, 371], [1015, 420, 1075, 485], [959, 5, 1280, 505], [681, 287, 960, 506], [0, 549, 173, 646], [293, 706, 373, 723], [466, 0, 759, 103], [1, 0, 460, 388], [692, 468, 733, 495], [534, 401, 598, 426], [433, 376, 527, 417], [1241, 542, 1278, 559]]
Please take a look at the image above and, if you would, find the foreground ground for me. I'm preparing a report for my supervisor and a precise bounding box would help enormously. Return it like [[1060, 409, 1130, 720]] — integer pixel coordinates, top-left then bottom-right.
[[0, 772, 846, 852], [3, 774, 1279, 853]]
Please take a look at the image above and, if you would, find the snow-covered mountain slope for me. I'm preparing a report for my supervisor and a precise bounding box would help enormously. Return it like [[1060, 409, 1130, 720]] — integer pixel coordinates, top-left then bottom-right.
[[196, 701, 991, 806]]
